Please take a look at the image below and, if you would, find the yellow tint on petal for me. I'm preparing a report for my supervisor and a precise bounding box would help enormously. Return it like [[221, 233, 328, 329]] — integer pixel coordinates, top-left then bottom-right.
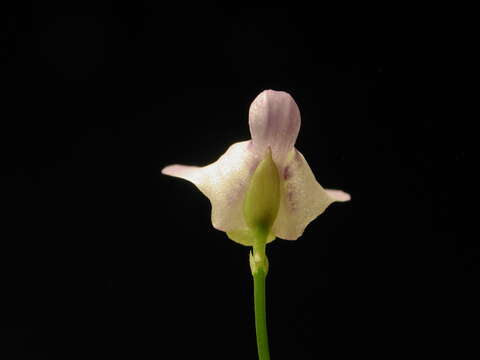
[[227, 229, 276, 246], [162, 141, 257, 233], [272, 149, 337, 240]]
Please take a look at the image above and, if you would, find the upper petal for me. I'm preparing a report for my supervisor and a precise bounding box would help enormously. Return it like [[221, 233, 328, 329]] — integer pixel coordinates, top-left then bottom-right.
[[249, 90, 301, 165], [162, 141, 257, 234], [272, 149, 350, 240]]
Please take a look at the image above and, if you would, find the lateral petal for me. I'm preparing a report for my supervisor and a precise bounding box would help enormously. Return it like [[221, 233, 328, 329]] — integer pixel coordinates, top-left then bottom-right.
[[162, 141, 258, 233], [325, 189, 351, 202], [272, 149, 349, 240]]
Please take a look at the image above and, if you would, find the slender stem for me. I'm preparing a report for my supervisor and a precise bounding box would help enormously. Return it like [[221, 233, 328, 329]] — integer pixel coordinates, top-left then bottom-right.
[[253, 263, 270, 360], [251, 234, 271, 360]]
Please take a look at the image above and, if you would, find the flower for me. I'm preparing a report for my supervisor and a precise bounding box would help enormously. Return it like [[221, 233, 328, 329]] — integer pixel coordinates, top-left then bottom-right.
[[162, 90, 350, 245]]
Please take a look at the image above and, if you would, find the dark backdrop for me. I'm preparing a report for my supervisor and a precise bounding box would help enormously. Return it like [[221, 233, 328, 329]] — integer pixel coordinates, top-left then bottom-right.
[[1, 2, 474, 358]]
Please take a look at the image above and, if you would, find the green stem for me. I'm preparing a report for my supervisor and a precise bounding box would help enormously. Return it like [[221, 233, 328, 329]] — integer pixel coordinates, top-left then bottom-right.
[[251, 235, 271, 360], [253, 264, 270, 360]]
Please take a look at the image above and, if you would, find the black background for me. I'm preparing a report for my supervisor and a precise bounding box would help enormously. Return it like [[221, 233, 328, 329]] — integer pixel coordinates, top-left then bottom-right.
[[1, 2, 475, 358]]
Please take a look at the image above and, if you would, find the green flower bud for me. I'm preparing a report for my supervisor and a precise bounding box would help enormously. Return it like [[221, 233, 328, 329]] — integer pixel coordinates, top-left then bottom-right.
[[243, 148, 281, 240]]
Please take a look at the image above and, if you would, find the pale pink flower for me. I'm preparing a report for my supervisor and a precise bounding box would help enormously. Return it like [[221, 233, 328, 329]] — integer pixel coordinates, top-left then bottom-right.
[[162, 90, 350, 244]]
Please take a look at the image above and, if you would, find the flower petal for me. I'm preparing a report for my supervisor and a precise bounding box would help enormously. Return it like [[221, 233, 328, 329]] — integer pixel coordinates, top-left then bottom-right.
[[249, 90, 301, 165], [161, 164, 203, 183], [227, 229, 276, 246], [162, 141, 257, 233], [272, 149, 347, 240], [325, 189, 351, 202]]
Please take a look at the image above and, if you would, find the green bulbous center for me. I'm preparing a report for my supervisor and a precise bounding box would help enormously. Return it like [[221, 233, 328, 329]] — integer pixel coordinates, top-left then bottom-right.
[[243, 148, 281, 240]]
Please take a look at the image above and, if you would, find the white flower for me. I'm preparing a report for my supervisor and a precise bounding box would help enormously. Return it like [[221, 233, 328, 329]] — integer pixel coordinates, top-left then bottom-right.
[[162, 90, 350, 245]]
